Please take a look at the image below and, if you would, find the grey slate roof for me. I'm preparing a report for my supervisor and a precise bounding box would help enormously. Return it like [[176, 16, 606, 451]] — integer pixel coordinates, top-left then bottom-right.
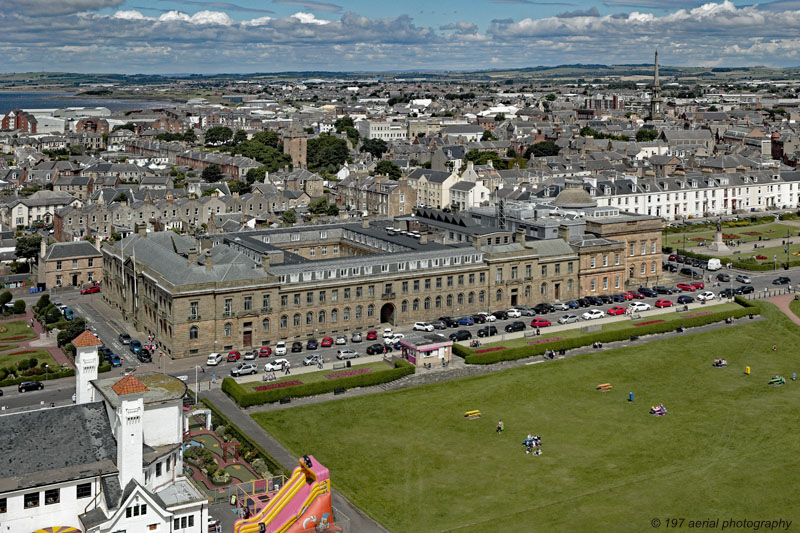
[[44, 241, 102, 261]]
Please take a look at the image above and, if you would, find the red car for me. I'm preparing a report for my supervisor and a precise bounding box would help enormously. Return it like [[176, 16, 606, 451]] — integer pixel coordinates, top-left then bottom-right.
[[690, 281, 705, 290], [676, 283, 695, 291], [258, 346, 271, 357], [655, 299, 673, 308], [629, 291, 645, 299], [320, 337, 334, 347], [607, 305, 627, 316], [366, 330, 378, 341], [227, 351, 241, 362], [620, 292, 634, 301], [530, 318, 552, 328], [81, 285, 100, 295]]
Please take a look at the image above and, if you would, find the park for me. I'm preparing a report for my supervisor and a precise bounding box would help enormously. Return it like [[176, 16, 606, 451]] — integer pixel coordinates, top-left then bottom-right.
[[253, 301, 800, 531]]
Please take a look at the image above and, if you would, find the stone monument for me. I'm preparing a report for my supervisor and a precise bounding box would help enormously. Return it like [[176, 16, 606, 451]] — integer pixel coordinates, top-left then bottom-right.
[[707, 217, 729, 252]]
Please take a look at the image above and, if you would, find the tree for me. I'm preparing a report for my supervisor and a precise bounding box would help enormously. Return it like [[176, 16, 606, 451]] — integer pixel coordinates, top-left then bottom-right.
[[45, 305, 63, 324], [308, 135, 349, 174], [494, 113, 506, 122], [15, 234, 41, 263], [252, 131, 279, 148], [183, 129, 197, 143], [334, 116, 355, 132], [326, 203, 340, 216], [202, 164, 224, 183], [34, 294, 50, 312], [12, 300, 25, 314], [343, 126, 359, 145], [113, 192, 127, 203], [308, 197, 330, 215], [281, 209, 297, 225], [360, 138, 388, 159], [375, 160, 401, 179], [233, 129, 248, 145], [464, 150, 502, 167], [112, 122, 136, 132], [205, 126, 233, 145], [57, 318, 87, 348], [232, 136, 292, 172], [636, 129, 659, 142], [481, 130, 497, 141], [0, 291, 12, 307], [228, 180, 250, 195], [546, 93, 557, 101], [246, 166, 268, 184], [524, 142, 560, 158]]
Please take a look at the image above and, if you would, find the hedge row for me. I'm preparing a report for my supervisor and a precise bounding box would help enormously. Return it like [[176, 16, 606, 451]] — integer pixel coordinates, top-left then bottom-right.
[[223, 359, 416, 408], [199, 398, 288, 477], [0, 368, 75, 387], [663, 215, 777, 235], [459, 298, 758, 365], [676, 248, 787, 271]]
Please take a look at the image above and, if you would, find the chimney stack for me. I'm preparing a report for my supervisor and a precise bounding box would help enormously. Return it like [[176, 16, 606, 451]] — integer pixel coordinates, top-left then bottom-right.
[[516, 227, 526, 245], [361, 217, 370, 229], [204, 250, 213, 270], [40, 238, 47, 259], [187, 248, 198, 265], [419, 234, 428, 245], [261, 253, 271, 273]]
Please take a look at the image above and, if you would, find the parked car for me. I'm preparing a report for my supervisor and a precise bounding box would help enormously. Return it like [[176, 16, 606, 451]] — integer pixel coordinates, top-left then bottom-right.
[[231, 363, 258, 377], [439, 316, 461, 327], [677, 295, 695, 304], [664, 263, 678, 272], [351, 332, 363, 343], [676, 283, 696, 292], [303, 354, 323, 366], [306, 339, 318, 350], [382, 328, 393, 338], [491, 311, 509, 321], [719, 288, 736, 298], [227, 351, 241, 362], [479, 312, 497, 322], [457, 316, 475, 326], [504, 321, 526, 333], [129, 340, 142, 354], [655, 299, 673, 308], [291, 342, 303, 353], [335, 335, 347, 345], [620, 292, 634, 301], [716, 273, 731, 282], [598, 294, 613, 304], [477, 325, 498, 337], [582, 309, 605, 320], [566, 300, 580, 309], [470, 314, 486, 324], [265, 359, 289, 372], [629, 291, 645, 299], [118, 333, 132, 345], [773, 276, 791, 285], [136, 349, 151, 363], [668, 254, 678, 261], [80, 285, 100, 295], [366, 330, 378, 341], [690, 281, 705, 290], [515, 305, 536, 316], [637, 287, 657, 298], [552, 302, 570, 311], [18, 381, 44, 393], [320, 337, 334, 348], [697, 291, 716, 301], [449, 330, 473, 341], [736, 274, 752, 284], [259, 346, 272, 357], [430, 320, 447, 330], [366, 343, 387, 355], [611, 294, 625, 303], [533, 303, 555, 314], [110, 354, 123, 367], [243, 350, 257, 360], [336, 349, 359, 360], [680, 267, 699, 278], [558, 314, 579, 325], [607, 306, 627, 316], [530, 318, 552, 328], [629, 302, 651, 312], [384, 333, 404, 345], [585, 296, 602, 306], [413, 322, 434, 332], [274, 341, 287, 356], [576, 298, 591, 307], [739, 285, 754, 294], [207, 353, 224, 366]]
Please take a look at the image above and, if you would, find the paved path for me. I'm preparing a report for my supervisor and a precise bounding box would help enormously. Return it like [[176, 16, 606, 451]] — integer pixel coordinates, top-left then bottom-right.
[[766, 293, 800, 325]]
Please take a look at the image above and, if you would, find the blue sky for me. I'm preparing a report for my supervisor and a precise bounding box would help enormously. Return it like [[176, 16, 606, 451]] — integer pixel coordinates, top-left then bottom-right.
[[2, 0, 800, 73]]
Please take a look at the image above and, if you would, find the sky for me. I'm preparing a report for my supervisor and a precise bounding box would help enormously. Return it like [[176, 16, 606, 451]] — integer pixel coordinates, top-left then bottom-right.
[[2, 0, 800, 73]]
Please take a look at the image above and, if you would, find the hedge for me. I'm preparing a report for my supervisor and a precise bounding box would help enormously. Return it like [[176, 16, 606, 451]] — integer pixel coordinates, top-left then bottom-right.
[[0, 368, 75, 387], [460, 298, 758, 365], [223, 359, 415, 408], [198, 397, 288, 477]]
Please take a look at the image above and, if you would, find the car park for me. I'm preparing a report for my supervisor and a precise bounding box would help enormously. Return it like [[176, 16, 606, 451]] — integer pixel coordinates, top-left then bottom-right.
[[291, 342, 303, 353], [558, 314, 579, 324], [736, 274, 751, 284], [530, 318, 552, 328], [243, 350, 257, 360], [265, 359, 289, 371], [477, 325, 498, 337], [413, 322, 434, 332], [231, 363, 258, 376], [366, 330, 378, 341], [716, 273, 730, 282], [119, 333, 132, 345], [607, 306, 626, 316], [351, 332, 363, 343], [18, 381, 44, 393], [336, 349, 359, 360], [504, 321, 526, 333], [773, 276, 791, 285], [677, 295, 695, 304], [655, 299, 673, 308], [366, 343, 387, 355], [320, 337, 334, 347], [697, 291, 715, 301], [274, 342, 287, 356], [335, 335, 347, 345], [259, 346, 272, 357], [457, 316, 475, 326], [207, 353, 224, 365], [676, 283, 695, 291], [80, 285, 100, 295], [136, 349, 151, 363], [306, 339, 318, 350], [129, 340, 142, 354], [449, 330, 473, 341], [303, 354, 323, 366], [227, 351, 241, 362], [582, 309, 605, 320], [629, 302, 651, 312]]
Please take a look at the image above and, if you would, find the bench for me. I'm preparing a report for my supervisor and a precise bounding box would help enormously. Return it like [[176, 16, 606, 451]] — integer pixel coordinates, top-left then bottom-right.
[[596, 383, 612, 392], [464, 410, 481, 420], [332, 363, 347, 370]]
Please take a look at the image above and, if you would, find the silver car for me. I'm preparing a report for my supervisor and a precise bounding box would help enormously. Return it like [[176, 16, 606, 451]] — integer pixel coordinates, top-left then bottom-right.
[[337, 349, 359, 360], [230, 363, 258, 376], [558, 314, 579, 324], [553, 302, 569, 311], [735, 274, 751, 284], [335, 335, 347, 345]]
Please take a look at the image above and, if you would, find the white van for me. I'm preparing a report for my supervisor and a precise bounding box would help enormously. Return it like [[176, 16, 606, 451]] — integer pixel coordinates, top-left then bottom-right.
[[707, 258, 722, 271]]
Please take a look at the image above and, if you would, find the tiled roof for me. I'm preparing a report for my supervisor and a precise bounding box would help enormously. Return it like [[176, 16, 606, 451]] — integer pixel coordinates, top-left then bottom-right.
[[72, 330, 103, 347], [111, 374, 150, 396]]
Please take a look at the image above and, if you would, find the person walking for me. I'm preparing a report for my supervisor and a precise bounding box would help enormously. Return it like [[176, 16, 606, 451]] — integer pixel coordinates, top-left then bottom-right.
[[496, 420, 504, 434]]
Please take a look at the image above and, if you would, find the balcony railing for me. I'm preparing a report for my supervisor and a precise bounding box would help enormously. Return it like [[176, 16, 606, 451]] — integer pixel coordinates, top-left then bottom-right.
[[222, 311, 233, 318], [188, 314, 201, 322], [381, 292, 396, 300]]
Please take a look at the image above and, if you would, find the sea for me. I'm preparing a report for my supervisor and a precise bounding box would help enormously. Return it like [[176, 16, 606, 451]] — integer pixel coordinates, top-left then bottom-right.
[[0, 91, 178, 115]]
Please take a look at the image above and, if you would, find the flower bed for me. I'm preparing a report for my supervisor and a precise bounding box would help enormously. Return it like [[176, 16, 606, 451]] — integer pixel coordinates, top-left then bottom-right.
[[722, 234, 740, 239], [684, 312, 713, 318], [9, 349, 36, 355], [690, 237, 710, 242], [756, 255, 768, 260], [474, 347, 506, 354], [528, 337, 563, 345], [743, 231, 761, 235], [4, 335, 28, 340], [253, 380, 302, 392], [633, 320, 665, 327], [326, 369, 372, 379]]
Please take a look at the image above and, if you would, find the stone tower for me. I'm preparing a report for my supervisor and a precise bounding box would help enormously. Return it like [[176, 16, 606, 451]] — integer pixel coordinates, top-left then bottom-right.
[[283, 123, 307, 170], [112, 374, 149, 487], [649, 49, 663, 121], [73, 330, 102, 405]]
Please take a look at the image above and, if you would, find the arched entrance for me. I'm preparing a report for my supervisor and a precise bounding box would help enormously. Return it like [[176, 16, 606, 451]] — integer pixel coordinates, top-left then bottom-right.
[[380, 303, 396, 325]]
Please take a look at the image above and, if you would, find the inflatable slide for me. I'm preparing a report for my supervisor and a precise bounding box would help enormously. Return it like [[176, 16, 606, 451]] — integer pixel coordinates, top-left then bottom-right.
[[234, 455, 335, 533]]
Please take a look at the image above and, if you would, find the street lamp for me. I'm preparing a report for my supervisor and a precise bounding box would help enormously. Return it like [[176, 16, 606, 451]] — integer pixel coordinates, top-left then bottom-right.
[[44, 364, 48, 381]]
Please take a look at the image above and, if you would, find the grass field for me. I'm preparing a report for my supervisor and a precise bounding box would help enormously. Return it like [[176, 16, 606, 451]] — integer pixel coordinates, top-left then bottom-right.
[[665, 222, 798, 248], [0, 321, 55, 369], [239, 361, 392, 392], [254, 302, 800, 532]]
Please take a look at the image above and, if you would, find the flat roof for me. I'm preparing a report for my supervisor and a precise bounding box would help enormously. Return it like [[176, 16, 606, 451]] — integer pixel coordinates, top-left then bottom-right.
[[94, 372, 187, 409]]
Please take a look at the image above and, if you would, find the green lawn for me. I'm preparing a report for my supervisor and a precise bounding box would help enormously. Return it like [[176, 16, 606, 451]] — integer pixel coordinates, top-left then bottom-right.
[[477, 302, 741, 350], [0, 321, 55, 369], [254, 302, 800, 532], [240, 361, 392, 392], [665, 222, 799, 249]]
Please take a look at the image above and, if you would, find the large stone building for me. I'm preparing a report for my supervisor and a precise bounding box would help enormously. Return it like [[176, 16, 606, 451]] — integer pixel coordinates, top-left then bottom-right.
[[37, 240, 103, 288]]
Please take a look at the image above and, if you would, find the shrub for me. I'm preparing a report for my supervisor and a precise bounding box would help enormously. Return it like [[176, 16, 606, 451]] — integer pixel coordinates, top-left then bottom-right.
[[12, 300, 25, 314], [462, 300, 758, 365], [223, 359, 415, 407], [28, 357, 38, 369], [17, 359, 30, 371]]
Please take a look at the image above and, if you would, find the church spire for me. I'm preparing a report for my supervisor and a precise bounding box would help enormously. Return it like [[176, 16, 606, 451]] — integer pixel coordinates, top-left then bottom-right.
[[649, 49, 663, 121], [654, 49, 660, 91]]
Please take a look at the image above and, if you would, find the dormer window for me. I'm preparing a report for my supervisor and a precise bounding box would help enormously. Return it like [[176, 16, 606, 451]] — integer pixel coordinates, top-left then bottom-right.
[[752, 176, 758, 183]]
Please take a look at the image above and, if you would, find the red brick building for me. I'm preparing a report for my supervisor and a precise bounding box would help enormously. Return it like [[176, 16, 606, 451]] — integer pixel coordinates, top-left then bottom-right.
[[1, 110, 37, 133], [76, 117, 110, 135]]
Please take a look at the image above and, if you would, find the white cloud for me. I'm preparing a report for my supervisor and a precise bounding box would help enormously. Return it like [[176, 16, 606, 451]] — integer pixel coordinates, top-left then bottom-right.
[[290, 12, 331, 25], [112, 10, 148, 20]]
